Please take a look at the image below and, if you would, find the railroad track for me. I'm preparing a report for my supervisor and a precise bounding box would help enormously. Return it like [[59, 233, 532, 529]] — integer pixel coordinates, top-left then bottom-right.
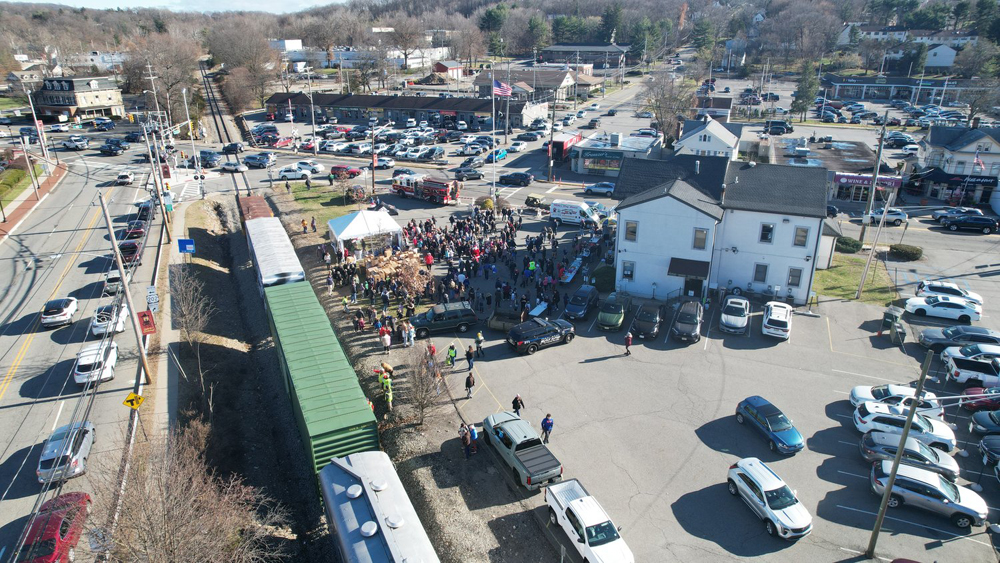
[[198, 62, 254, 196]]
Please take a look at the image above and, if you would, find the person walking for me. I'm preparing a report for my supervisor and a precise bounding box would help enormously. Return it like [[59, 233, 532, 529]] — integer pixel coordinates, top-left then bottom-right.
[[342, 295, 350, 312], [446, 344, 458, 367], [624, 332, 633, 356], [305, 177, 312, 190], [301, 219, 308, 234], [460, 423, 472, 460], [326, 273, 334, 294], [541, 414, 554, 444], [311, 216, 317, 232], [285, 180, 291, 195], [465, 345, 475, 370], [328, 172, 335, 186], [475, 331, 485, 358], [465, 371, 475, 399], [512, 394, 525, 416]]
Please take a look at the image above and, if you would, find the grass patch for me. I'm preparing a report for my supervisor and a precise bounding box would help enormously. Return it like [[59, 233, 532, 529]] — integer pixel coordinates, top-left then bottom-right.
[[0, 164, 43, 208], [0, 97, 29, 111], [814, 253, 898, 306], [289, 182, 365, 226]]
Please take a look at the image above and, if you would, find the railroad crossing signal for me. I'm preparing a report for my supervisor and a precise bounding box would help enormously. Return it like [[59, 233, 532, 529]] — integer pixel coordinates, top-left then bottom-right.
[[123, 392, 145, 410]]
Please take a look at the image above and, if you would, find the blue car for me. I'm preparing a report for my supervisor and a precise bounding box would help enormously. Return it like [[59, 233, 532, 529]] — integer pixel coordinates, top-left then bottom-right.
[[735, 396, 804, 454], [485, 148, 507, 163]]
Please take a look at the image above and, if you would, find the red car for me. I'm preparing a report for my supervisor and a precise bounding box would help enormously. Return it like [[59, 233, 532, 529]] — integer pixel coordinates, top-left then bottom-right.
[[265, 112, 276, 121], [272, 136, 293, 148], [19, 492, 91, 562], [118, 240, 143, 266], [330, 165, 361, 178], [961, 386, 1000, 411]]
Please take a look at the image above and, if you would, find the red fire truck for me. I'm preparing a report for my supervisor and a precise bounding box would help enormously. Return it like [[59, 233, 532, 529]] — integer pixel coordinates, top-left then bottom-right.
[[391, 174, 461, 205]]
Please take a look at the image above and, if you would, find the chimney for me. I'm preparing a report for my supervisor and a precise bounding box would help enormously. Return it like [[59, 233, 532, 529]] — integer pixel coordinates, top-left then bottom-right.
[[972, 117, 981, 129], [695, 160, 700, 174]]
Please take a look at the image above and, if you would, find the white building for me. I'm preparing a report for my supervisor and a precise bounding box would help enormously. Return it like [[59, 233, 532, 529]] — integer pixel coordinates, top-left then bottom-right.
[[61, 51, 128, 72], [612, 159, 835, 305], [837, 24, 978, 48], [915, 125, 1000, 209], [674, 116, 739, 160], [269, 39, 303, 51], [284, 46, 450, 70]]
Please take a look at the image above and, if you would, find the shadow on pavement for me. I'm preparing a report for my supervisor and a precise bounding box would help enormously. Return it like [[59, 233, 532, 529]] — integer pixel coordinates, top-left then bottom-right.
[[18, 358, 77, 400], [0, 444, 42, 501], [671, 482, 793, 557]]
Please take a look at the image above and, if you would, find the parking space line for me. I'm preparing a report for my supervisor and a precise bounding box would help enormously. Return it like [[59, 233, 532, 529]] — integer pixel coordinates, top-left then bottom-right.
[[832, 369, 906, 383], [833, 390, 849, 395], [834, 413, 853, 419], [838, 470, 868, 480], [825, 318, 913, 368], [835, 504, 993, 547], [838, 440, 857, 447], [839, 547, 892, 562]]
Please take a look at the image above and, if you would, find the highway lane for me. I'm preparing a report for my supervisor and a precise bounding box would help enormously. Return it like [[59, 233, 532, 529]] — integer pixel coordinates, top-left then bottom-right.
[[0, 141, 161, 558]]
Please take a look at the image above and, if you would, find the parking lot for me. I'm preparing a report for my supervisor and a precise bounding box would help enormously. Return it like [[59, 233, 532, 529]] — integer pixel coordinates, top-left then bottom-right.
[[414, 203, 1000, 561]]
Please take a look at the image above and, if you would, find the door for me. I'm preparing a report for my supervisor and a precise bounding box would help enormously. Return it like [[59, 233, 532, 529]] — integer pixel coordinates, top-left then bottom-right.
[[565, 508, 587, 556], [684, 277, 703, 298]]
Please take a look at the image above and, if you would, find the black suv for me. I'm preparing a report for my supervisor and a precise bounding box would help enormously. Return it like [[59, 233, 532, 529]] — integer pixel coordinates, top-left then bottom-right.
[[499, 172, 533, 186], [633, 302, 668, 339], [124, 132, 143, 143], [222, 142, 244, 154], [506, 318, 575, 355], [564, 285, 599, 320], [943, 215, 999, 234], [410, 302, 478, 338], [455, 167, 484, 181], [106, 138, 130, 150], [99, 144, 124, 156]]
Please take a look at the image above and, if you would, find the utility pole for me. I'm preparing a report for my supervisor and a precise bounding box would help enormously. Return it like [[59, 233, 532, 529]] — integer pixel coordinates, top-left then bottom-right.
[[603, 51, 609, 98], [18, 136, 40, 200], [547, 99, 557, 182], [866, 350, 934, 558], [574, 51, 580, 111], [505, 56, 511, 146], [182, 88, 204, 200], [858, 111, 889, 244], [144, 62, 165, 140], [19, 79, 49, 162], [142, 126, 173, 241], [307, 68, 318, 156], [98, 193, 153, 385]]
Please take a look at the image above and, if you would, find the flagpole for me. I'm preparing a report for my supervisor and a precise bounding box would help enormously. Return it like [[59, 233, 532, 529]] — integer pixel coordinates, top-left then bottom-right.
[[491, 64, 496, 199], [958, 149, 981, 205]]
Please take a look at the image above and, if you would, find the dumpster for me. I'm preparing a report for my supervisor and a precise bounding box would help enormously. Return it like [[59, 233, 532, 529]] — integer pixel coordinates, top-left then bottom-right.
[[891, 321, 907, 345], [881, 306, 903, 330]]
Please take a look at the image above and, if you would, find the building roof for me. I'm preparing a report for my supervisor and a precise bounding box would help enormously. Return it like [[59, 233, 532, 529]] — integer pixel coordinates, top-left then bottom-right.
[[822, 72, 979, 88], [696, 96, 733, 110], [909, 29, 978, 38], [435, 60, 463, 68], [473, 69, 572, 90], [616, 178, 723, 220], [41, 76, 118, 91], [511, 81, 534, 93], [677, 117, 739, 147], [318, 451, 440, 563], [542, 43, 630, 53], [774, 137, 892, 175], [573, 72, 604, 86], [723, 162, 828, 218], [923, 125, 1000, 152], [823, 217, 843, 237], [265, 92, 525, 114], [612, 154, 729, 201]]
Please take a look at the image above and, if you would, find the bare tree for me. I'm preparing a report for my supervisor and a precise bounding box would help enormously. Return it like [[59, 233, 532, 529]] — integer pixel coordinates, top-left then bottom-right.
[[119, 33, 201, 123], [643, 74, 697, 143], [402, 345, 442, 425], [451, 22, 487, 69], [170, 265, 217, 417], [206, 17, 279, 105], [963, 81, 1000, 124], [90, 420, 289, 563], [220, 67, 255, 113], [389, 17, 428, 70]]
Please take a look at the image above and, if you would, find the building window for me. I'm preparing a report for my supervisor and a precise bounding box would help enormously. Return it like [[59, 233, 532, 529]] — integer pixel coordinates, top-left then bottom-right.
[[978, 142, 992, 152], [753, 263, 768, 284], [793, 227, 809, 247], [955, 161, 966, 174], [991, 163, 1000, 177], [788, 267, 803, 287], [622, 261, 635, 281], [759, 223, 774, 244], [693, 228, 708, 250], [624, 221, 638, 242]]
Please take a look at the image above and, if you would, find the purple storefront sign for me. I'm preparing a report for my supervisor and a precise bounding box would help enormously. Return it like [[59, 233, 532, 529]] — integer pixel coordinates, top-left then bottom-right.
[[833, 173, 902, 189]]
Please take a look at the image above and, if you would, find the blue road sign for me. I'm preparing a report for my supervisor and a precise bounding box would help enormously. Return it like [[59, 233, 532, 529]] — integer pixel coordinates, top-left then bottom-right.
[[178, 238, 196, 254]]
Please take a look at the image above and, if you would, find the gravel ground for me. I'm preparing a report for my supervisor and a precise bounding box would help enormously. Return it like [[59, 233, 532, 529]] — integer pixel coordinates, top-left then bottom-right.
[[266, 189, 559, 563]]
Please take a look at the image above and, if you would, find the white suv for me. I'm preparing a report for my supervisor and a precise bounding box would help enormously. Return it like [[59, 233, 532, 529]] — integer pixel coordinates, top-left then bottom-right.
[[72, 342, 119, 386], [916, 280, 983, 306], [277, 165, 310, 181], [727, 457, 812, 540], [867, 208, 908, 226], [762, 302, 793, 340], [853, 402, 956, 452]]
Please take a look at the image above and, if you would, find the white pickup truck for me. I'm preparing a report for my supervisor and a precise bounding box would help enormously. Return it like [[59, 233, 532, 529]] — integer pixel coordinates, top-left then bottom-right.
[[545, 479, 634, 563], [945, 355, 1000, 387], [61, 136, 89, 150]]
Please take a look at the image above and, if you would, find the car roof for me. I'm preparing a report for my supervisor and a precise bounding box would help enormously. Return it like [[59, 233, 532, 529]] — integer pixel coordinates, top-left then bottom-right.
[[736, 457, 786, 490], [861, 401, 905, 416], [954, 326, 999, 336], [78, 341, 115, 360], [879, 459, 940, 483], [569, 496, 614, 527], [868, 431, 920, 450], [44, 298, 72, 309], [489, 412, 537, 442], [744, 395, 781, 415], [678, 301, 700, 313], [921, 280, 961, 290], [765, 301, 791, 318], [41, 422, 91, 460], [725, 295, 749, 305], [573, 285, 597, 296]]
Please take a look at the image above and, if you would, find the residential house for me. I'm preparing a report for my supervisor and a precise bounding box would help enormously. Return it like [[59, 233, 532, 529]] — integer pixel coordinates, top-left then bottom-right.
[[6, 68, 46, 91], [32, 76, 125, 119], [925, 44, 958, 70], [612, 158, 833, 304], [432, 60, 464, 80], [674, 117, 739, 160], [611, 154, 729, 201], [915, 125, 1000, 208], [837, 24, 978, 49], [910, 29, 978, 48]]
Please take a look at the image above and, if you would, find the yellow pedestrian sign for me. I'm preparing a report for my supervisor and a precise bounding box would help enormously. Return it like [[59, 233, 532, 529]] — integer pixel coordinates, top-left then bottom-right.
[[123, 392, 145, 410]]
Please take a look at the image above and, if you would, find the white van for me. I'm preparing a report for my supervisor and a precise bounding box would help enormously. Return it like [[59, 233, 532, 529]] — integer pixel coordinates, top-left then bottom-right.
[[549, 200, 600, 227]]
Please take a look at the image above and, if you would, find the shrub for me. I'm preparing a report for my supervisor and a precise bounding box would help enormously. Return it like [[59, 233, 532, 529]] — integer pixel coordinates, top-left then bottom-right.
[[473, 195, 510, 210], [889, 244, 923, 261], [835, 237, 863, 253], [592, 265, 616, 292], [479, 197, 494, 210]]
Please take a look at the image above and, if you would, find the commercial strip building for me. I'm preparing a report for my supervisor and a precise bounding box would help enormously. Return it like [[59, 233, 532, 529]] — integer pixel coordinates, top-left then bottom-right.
[[821, 73, 988, 104], [264, 92, 547, 129], [31, 76, 125, 119], [611, 157, 839, 305], [540, 43, 632, 67], [569, 132, 663, 177]]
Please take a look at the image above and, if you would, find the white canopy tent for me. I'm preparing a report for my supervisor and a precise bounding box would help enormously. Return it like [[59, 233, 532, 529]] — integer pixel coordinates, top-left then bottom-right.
[[327, 210, 404, 257]]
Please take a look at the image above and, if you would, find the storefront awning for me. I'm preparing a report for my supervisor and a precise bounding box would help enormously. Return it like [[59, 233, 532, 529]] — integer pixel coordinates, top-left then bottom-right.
[[668, 258, 710, 279], [915, 167, 998, 187]]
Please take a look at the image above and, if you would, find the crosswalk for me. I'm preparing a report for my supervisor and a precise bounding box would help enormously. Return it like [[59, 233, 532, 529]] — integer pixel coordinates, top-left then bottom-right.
[[496, 186, 523, 199], [175, 181, 201, 202]]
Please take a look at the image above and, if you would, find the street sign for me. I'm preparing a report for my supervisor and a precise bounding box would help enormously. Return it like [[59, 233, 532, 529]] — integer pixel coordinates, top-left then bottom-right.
[[146, 286, 159, 313], [123, 392, 145, 410], [178, 238, 195, 254], [137, 310, 156, 335]]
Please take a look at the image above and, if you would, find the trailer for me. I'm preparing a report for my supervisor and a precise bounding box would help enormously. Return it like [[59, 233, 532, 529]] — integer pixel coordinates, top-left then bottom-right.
[[244, 217, 305, 294], [391, 174, 461, 205]]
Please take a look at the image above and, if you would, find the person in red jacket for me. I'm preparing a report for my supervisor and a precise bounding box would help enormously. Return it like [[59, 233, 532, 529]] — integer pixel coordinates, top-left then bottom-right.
[[624, 332, 632, 356], [424, 252, 434, 270]]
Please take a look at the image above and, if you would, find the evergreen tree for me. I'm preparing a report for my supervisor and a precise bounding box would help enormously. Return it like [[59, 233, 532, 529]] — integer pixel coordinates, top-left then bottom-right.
[[791, 61, 819, 121]]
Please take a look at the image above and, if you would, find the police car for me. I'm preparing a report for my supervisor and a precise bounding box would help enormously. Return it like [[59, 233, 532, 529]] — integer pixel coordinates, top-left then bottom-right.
[[507, 318, 575, 355]]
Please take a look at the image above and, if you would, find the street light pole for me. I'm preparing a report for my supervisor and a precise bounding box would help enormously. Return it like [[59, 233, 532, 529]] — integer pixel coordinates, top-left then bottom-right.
[[97, 192, 153, 386], [307, 68, 318, 156], [19, 136, 40, 200], [181, 88, 203, 200]]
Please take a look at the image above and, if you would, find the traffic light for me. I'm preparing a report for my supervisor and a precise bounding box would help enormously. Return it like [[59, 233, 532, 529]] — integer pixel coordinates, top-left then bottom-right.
[[127, 114, 134, 123]]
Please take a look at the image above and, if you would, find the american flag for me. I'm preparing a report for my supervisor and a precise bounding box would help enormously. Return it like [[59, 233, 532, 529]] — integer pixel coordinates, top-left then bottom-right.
[[492, 80, 512, 97], [974, 150, 985, 171]]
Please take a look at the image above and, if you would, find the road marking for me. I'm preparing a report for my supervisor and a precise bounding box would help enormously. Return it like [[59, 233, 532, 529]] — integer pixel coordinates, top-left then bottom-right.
[[832, 369, 906, 383], [825, 317, 913, 368], [838, 440, 857, 447], [545, 185, 559, 193], [838, 470, 868, 480], [50, 401, 65, 432], [833, 390, 849, 395], [834, 413, 853, 419], [835, 504, 993, 547], [838, 546, 891, 562]]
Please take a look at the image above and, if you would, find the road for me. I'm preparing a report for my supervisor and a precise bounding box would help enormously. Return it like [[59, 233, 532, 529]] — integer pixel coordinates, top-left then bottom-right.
[[0, 129, 162, 559]]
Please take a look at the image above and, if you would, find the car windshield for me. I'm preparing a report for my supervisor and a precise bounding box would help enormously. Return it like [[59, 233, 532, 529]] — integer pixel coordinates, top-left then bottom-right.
[[17, 539, 56, 561], [870, 385, 890, 400], [601, 302, 623, 314], [766, 413, 793, 432], [586, 520, 621, 548], [989, 412, 1000, 425], [678, 311, 699, 324], [911, 413, 932, 432], [914, 440, 940, 461], [723, 304, 746, 317], [942, 326, 962, 339], [636, 308, 659, 322], [765, 485, 799, 510], [938, 475, 959, 502], [570, 295, 587, 306], [424, 309, 437, 321]]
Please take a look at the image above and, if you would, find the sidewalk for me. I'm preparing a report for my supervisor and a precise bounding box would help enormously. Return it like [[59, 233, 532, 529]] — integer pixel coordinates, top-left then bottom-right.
[[147, 205, 184, 436], [0, 163, 68, 243]]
